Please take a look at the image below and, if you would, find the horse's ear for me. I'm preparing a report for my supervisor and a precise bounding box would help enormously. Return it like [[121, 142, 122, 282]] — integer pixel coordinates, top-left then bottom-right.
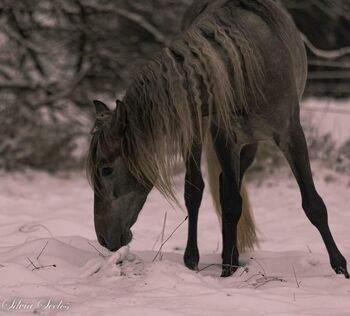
[[116, 100, 127, 124], [93, 100, 110, 117], [90, 100, 111, 134], [111, 100, 127, 136]]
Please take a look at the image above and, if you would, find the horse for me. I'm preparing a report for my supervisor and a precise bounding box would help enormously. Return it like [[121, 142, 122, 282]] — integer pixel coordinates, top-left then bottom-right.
[[87, 0, 349, 278]]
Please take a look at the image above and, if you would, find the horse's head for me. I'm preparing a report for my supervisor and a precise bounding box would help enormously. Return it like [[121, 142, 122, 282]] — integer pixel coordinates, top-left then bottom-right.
[[87, 100, 152, 251]]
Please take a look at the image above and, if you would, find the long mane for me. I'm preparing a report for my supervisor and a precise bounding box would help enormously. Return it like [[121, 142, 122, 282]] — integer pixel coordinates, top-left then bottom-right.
[[88, 0, 301, 201]]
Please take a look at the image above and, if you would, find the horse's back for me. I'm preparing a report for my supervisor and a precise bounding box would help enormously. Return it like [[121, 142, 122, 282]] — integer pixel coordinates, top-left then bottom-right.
[[181, 0, 307, 102]]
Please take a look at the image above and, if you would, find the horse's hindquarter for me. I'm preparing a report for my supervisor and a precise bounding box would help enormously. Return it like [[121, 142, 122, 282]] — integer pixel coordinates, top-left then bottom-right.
[[240, 8, 307, 139], [244, 10, 306, 141], [184, 0, 307, 142], [183, 0, 307, 99], [238, 10, 304, 114]]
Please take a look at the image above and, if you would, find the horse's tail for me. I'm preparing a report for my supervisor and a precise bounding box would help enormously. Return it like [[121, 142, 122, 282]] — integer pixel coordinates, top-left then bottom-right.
[[205, 136, 257, 253]]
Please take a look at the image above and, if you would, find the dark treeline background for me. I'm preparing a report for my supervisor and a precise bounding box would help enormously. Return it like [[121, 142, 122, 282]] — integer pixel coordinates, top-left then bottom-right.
[[0, 0, 349, 171]]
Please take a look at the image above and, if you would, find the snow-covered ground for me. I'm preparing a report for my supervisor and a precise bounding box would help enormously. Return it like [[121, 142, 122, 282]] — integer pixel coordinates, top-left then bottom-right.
[[301, 99, 350, 147], [1, 98, 350, 315], [0, 163, 349, 316]]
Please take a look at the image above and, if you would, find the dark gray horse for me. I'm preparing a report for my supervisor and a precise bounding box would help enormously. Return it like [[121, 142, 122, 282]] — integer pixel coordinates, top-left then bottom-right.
[[87, 0, 349, 278]]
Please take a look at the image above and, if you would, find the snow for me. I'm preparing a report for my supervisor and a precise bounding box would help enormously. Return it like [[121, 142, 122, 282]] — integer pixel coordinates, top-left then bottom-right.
[[1, 98, 350, 315], [0, 163, 349, 315], [301, 99, 350, 147]]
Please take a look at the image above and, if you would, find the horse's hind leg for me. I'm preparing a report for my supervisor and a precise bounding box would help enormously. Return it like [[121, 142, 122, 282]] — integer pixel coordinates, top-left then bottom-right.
[[240, 143, 258, 182], [275, 119, 349, 278], [211, 127, 244, 277], [184, 143, 204, 270]]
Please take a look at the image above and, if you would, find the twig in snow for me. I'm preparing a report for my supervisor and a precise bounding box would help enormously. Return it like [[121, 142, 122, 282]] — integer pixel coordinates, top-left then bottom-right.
[[239, 266, 250, 276], [159, 211, 167, 261], [306, 245, 312, 253], [37, 241, 49, 261], [250, 257, 267, 276], [153, 216, 188, 262], [88, 241, 106, 258], [151, 232, 162, 251], [253, 275, 287, 289], [292, 265, 301, 288], [26, 257, 40, 270], [151, 211, 168, 251], [26, 257, 56, 271], [25, 241, 56, 271], [238, 259, 287, 289], [19, 224, 54, 238], [197, 264, 216, 273], [240, 272, 262, 286], [197, 263, 249, 275]]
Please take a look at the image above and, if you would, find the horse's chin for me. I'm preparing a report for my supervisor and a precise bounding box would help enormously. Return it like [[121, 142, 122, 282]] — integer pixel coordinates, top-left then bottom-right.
[[111, 232, 132, 252], [99, 230, 133, 252], [121, 230, 133, 246]]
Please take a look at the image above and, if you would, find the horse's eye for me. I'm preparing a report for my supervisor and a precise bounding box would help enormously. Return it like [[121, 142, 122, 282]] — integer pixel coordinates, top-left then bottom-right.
[[101, 167, 114, 177]]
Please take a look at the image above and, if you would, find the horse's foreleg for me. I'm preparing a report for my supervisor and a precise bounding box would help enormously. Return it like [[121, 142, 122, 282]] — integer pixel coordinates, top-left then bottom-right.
[[184, 143, 204, 271], [275, 121, 349, 279]]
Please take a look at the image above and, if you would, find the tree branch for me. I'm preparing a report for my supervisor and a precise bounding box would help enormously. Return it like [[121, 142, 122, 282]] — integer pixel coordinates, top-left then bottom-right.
[[0, 80, 44, 90], [33, 64, 91, 107], [114, 8, 167, 45], [8, 9, 47, 77], [301, 32, 350, 59], [308, 70, 350, 80], [84, 4, 168, 46], [308, 59, 350, 69]]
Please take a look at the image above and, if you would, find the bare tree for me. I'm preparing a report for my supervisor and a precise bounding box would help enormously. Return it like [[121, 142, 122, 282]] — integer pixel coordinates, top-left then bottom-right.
[[0, 0, 349, 170]]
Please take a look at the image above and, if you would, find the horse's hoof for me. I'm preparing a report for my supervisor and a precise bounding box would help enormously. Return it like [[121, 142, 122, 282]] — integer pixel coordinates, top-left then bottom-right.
[[331, 255, 349, 279], [334, 266, 350, 279], [186, 263, 199, 271], [184, 258, 199, 271], [184, 250, 199, 271], [221, 266, 236, 278]]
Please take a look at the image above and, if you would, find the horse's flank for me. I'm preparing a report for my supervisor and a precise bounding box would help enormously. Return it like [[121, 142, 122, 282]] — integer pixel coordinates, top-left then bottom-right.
[[89, 0, 306, 202]]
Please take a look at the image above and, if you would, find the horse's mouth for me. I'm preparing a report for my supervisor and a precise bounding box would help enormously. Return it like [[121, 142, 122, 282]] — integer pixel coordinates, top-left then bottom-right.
[[121, 230, 133, 246], [97, 230, 133, 252]]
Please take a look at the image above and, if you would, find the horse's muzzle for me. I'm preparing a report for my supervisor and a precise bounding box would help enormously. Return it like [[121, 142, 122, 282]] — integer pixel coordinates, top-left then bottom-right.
[[97, 230, 133, 252]]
